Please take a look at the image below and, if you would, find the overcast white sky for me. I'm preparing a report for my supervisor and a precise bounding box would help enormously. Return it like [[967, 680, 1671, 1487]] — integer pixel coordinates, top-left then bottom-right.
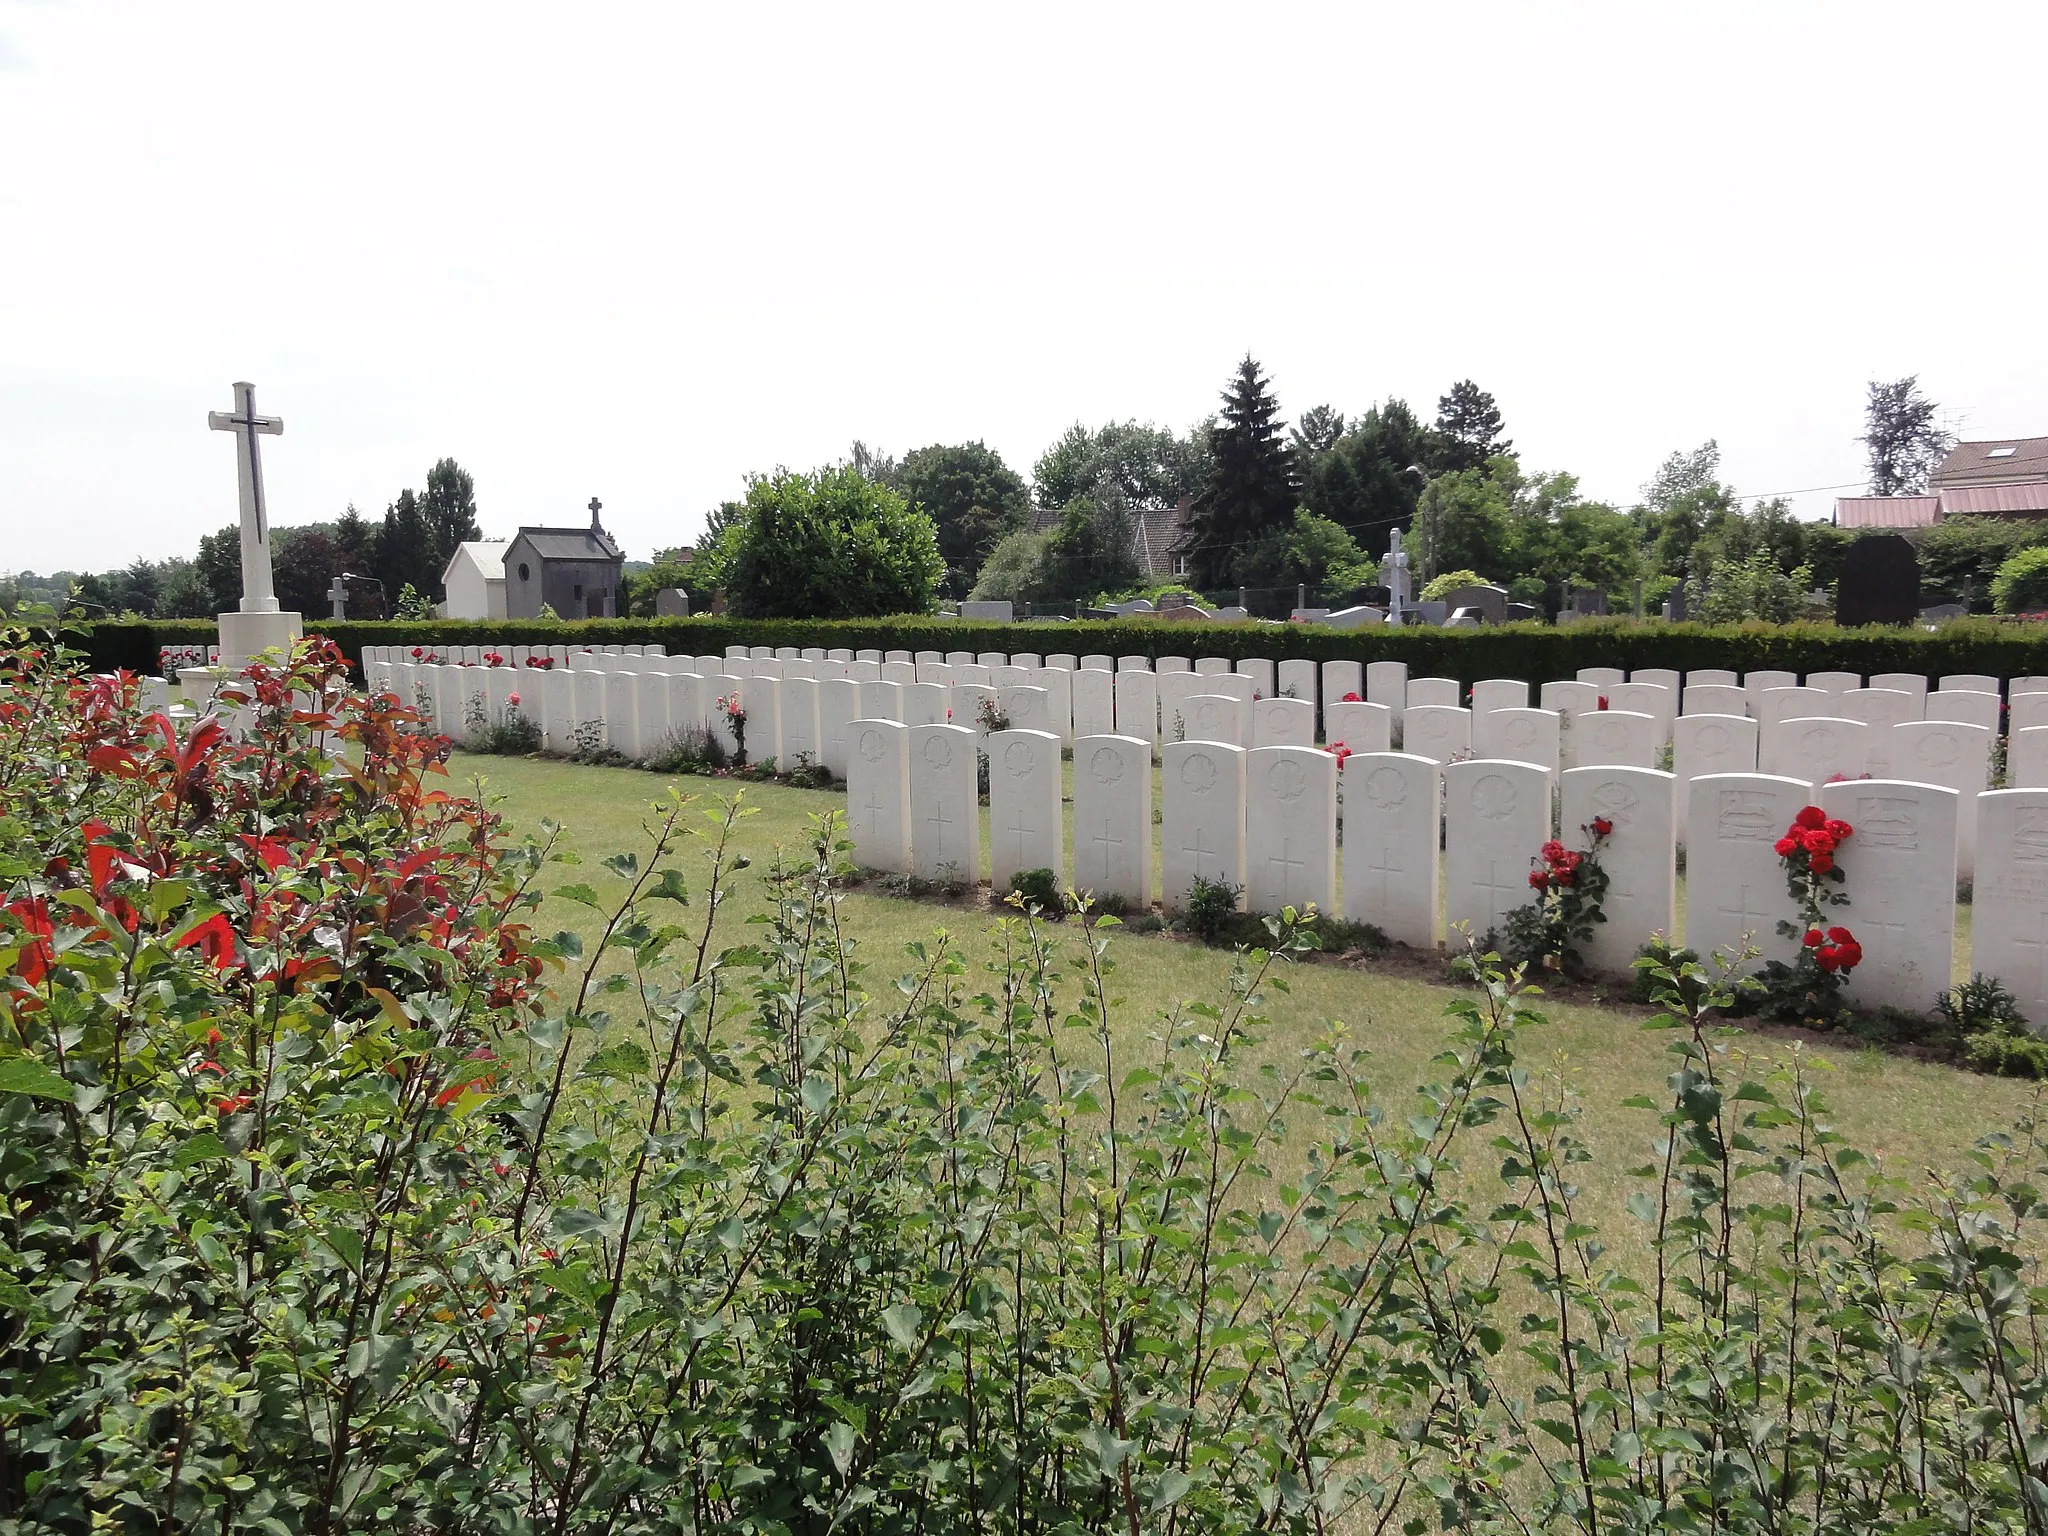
[[3, 0, 2044, 574]]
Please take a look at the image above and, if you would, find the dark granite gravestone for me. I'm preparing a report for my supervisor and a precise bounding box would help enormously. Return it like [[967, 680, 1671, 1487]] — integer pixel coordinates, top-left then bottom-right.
[[654, 587, 690, 617], [1836, 534, 1921, 626], [1505, 602, 1538, 622], [1436, 584, 1508, 623], [1919, 602, 1967, 622], [1564, 588, 1608, 618]]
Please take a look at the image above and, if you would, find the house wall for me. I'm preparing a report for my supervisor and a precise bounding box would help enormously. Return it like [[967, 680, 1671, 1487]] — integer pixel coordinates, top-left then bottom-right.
[[443, 556, 497, 620]]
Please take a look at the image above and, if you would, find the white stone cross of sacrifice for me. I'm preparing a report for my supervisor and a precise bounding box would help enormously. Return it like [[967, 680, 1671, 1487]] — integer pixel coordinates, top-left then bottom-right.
[[209, 381, 284, 614]]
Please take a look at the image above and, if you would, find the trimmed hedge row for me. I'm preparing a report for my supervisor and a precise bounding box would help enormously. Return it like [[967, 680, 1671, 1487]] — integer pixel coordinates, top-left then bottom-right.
[[71, 614, 2048, 687]]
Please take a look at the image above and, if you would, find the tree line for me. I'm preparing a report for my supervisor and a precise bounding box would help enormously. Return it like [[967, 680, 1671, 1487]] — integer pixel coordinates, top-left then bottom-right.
[[6, 366, 2010, 624]]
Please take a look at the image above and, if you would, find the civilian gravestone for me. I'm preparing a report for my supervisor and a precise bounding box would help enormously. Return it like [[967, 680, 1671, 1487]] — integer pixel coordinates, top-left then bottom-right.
[[1244, 746, 1336, 914], [1072, 735, 1153, 908], [987, 730, 1064, 889], [1162, 740, 1246, 911], [1341, 752, 1439, 946], [1437, 584, 1508, 624], [1835, 534, 1921, 627]]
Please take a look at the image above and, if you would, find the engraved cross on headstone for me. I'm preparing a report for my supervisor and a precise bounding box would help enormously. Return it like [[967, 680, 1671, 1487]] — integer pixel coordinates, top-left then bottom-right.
[[1086, 817, 1124, 882], [1361, 845, 1405, 908], [207, 381, 284, 614], [1267, 838, 1307, 903], [1716, 882, 1779, 946]]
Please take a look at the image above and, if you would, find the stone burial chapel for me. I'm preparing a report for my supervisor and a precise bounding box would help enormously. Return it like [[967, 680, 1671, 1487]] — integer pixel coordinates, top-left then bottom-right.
[[503, 497, 625, 619]]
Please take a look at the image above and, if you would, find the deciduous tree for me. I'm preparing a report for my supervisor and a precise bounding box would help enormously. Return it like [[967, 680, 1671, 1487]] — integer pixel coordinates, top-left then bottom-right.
[[897, 441, 1030, 595], [725, 465, 943, 619]]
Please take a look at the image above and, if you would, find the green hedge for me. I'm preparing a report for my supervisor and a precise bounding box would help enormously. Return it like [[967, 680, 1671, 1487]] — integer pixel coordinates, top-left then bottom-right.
[[69, 614, 2048, 687]]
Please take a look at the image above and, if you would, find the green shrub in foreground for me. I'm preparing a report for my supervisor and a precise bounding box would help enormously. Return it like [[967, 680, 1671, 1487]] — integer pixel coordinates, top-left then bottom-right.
[[8, 624, 2048, 1532]]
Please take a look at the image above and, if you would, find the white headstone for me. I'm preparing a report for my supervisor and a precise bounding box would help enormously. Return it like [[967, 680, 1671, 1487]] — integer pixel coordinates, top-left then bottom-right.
[[1540, 679, 1602, 717], [1035, 663, 1074, 742], [1072, 735, 1153, 909], [1924, 689, 1999, 732], [1161, 740, 1246, 912], [1684, 773, 1809, 969], [574, 669, 608, 746], [903, 681, 949, 729], [1253, 696, 1316, 748], [1277, 658, 1318, 708], [1561, 766, 1677, 975], [881, 660, 917, 688], [1606, 681, 1674, 741], [1631, 667, 1681, 693], [1245, 746, 1336, 914], [2007, 692, 2048, 735], [1817, 779, 1956, 1015], [1072, 668, 1116, 738], [1972, 790, 2048, 1026], [634, 671, 672, 758], [846, 659, 882, 683], [846, 720, 909, 872], [1402, 704, 1472, 765], [1672, 713, 1759, 788], [1744, 670, 1799, 713], [539, 668, 575, 752], [1364, 660, 1408, 719], [1322, 659, 1364, 711], [857, 679, 904, 724], [1116, 654, 1150, 672], [1938, 674, 2000, 695], [1573, 709, 1658, 769], [1681, 683, 1749, 717], [998, 684, 1053, 737], [1341, 752, 1439, 946], [907, 723, 982, 884], [1114, 668, 1159, 745], [1407, 677, 1460, 709], [1236, 657, 1276, 697], [739, 675, 782, 766], [1885, 719, 1991, 879], [1444, 759, 1551, 946], [818, 679, 859, 778], [1472, 707, 1560, 772], [1685, 668, 1740, 688], [1182, 693, 1249, 747], [780, 677, 823, 767], [1577, 667, 1625, 688], [1470, 678, 1528, 715], [2012, 725, 2048, 790], [1806, 670, 1862, 695], [977, 651, 1006, 670], [2010, 676, 2048, 696], [988, 729, 1064, 890], [1323, 699, 1392, 754], [1764, 716, 1868, 792], [1869, 671, 1930, 700], [1043, 652, 1077, 671], [1194, 656, 1231, 676], [1757, 686, 1833, 731]]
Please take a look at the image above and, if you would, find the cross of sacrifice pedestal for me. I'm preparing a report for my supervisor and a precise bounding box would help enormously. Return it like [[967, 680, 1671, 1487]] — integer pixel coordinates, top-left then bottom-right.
[[208, 382, 284, 615]]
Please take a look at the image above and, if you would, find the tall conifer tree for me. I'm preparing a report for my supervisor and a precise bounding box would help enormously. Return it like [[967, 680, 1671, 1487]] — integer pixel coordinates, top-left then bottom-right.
[[1185, 355, 1296, 587]]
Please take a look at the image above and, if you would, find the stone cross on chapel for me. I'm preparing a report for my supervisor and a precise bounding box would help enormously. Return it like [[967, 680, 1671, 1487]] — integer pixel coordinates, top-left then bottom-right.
[[1381, 527, 1411, 625]]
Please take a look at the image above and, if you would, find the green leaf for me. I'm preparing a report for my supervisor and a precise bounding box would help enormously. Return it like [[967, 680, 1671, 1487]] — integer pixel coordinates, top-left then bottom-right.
[[173, 1132, 226, 1169], [1149, 1469, 1193, 1515], [880, 1303, 921, 1349], [580, 1042, 651, 1079], [555, 884, 602, 909], [800, 1074, 835, 1115], [822, 1420, 857, 1478], [0, 1058, 73, 1102], [648, 869, 690, 904]]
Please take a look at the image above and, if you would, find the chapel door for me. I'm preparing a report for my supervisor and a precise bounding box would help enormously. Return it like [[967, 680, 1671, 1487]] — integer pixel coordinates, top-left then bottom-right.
[[587, 589, 604, 618]]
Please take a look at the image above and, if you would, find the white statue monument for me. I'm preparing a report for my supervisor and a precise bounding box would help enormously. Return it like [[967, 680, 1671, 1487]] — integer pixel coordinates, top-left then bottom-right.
[[208, 381, 303, 669]]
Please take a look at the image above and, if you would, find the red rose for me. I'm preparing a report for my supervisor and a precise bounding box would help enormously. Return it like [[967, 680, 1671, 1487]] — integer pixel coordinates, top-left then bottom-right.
[[1809, 851, 1834, 874], [1342, 691, 1361, 702], [1800, 829, 1834, 854], [1824, 819, 1852, 841], [1826, 926, 1852, 943], [1590, 816, 1613, 837], [1540, 840, 1566, 863], [1803, 928, 1823, 947], [1529, 868, 1549, 889], [1597, 696, 1609, 710], [1794, 805, 1827, 831], [1837, 941, 1863, 970], [1555, 868, 1576, 887], [1774, 836, 1797, 857], [1816, 947, 1841, 973]]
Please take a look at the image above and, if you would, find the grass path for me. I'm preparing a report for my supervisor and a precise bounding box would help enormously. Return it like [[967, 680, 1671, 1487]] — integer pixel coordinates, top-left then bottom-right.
[[453, 749, 2032, 1199]]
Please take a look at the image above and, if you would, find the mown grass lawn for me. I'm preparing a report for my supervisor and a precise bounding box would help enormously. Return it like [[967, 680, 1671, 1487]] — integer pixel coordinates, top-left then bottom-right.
[[452, 748, 2033, 1204]]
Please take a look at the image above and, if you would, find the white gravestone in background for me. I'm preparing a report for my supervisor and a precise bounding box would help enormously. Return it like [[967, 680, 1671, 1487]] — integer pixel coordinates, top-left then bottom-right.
[[846, 660, 882, 683], [1407, 677, 1461, 709], [1365, 661, 1407, 719], [818, 679, 859, 779], [1561, 766, 1676, 975], [1183, 694, 1249, 748], [1245, 746, 1336, 915], [1114, 669, 1159, 745], [1756, 686, 1832, 731], [665, 673, 704, 743], [987, 729, 1064, 890], [1044, 652, 1078, 670], [573, 670, 607, 745], [857, 679, 904, 725], [1253, 696, 1316, 749], [1469, 678, 1528, 714], [1681, 683, 1748, 717], [1870, 671, 1930, 700], [1194, 657, 1231, 676], [1156, 654, 1192, 674], [1403, 704, 1472, 765], [1685, 668, 1740, 688], [1684, 773, 1810, 971], [1573, 709, 1658, 769], [1472, 707, 1560, 772], [2012, 726, 2048, 790], [1541, 680, 1602, 721], [1071, 669, 1116, 738], [882, 661, 917, 688], [1577, 667, 1624, 688], [1672, 714, 1758, 787], [1071, 735, 1153, 909], [780, 677, 823, 766], [950, 683, 995, 732], [1887, 719, 1990, 880], [1924, 690, 2000, 732], [1277, 658, 1318, 708], [1818, 779, 1956, 1016], [634, 671, 672, 757], [738, 675, 781, 766], [1806, 670, 1861, 695], [907, 724, 981, 884], [1607, 681, 1674, 741], [1161, 740, 1246, 913], [1035, 664, 1074, 742], [1972, 790, 2048, 1027], [1322, 659, 1364, 711], [1116, 655, 1149, 672], [1840, 688, 1920, 731], [1938, 673, 2000, 695], [1082, 653, 1115, 673], [846, 720, 909, 873], [484, 667, 517, 728], [1631, 667, 1681, 693], [538, 669, 575, 753], [993, 665, 1031, 690], [1323, 700, 1392, 754], [1236, 658, 1276, 696], [2009, 693, 2048, 735], [998, 684, 1053, 738], [1764, 716, 1868, 793], [1444, 759, 1552, 947], [1341, 752, 1439, 947], [903, 681, 948, 729]]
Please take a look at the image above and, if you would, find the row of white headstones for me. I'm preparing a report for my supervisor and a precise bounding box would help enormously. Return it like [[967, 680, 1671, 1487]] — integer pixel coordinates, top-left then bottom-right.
[[347, 645, 2048, 1022]]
